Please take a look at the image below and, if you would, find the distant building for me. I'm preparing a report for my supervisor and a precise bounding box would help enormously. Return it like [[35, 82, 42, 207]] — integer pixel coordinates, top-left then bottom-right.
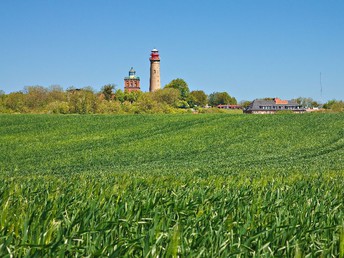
[[244, 98, 305, 114], [217, 104, 242, 109], [124, 67, 140, 92]]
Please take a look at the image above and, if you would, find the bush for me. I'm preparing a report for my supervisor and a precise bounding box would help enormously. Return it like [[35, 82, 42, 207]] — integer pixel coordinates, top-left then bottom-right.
[[97, 101, 122, 114], [152, 88, 180, 106], [45, 101, 70, 114], [175, 100, 190, 109]]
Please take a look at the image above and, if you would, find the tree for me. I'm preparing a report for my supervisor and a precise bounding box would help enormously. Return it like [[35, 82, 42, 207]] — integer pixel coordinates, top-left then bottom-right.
[[4, 92, 26, 112], [66, 86, 77, 91], [67, 87, 98, 114], [152, 88, 180, 106], [239, 100, 252, 109], [293, 97, 320, 108], [124, 90, 142, 103], [114, 89, 125, 103], [208, 92, 237, 106], [82, 86, 95, 93], [23, 86, 49, 110], [134, 93, 160, 113], [0, 90, 5, 103], [175, 100, 190, 109], [48, 85, 66, 102], [188, 90, 207, 107], [0, 90, 5, 112], [45, 101, 70, 114], [331, 101, 344, 112], [164, 78, 190, 100], [323, 99, 344, 112], [101, 84, 116, 101]]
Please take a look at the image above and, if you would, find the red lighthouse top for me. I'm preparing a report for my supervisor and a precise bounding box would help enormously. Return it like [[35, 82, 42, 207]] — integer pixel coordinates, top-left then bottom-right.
[[150, 48, 160, 61]]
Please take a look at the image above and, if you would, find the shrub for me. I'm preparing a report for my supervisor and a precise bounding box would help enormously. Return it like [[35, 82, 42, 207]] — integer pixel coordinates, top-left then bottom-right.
[[45, 101, 70, 114]]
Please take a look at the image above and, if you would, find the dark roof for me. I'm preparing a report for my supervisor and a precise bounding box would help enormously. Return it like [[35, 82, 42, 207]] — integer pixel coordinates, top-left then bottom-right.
[[245, 98, 304, 112]]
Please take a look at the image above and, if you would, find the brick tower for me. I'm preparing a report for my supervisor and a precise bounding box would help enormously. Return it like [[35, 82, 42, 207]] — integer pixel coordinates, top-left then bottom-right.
[[149, 48, 161, 92], [124, 67, 140, 92]]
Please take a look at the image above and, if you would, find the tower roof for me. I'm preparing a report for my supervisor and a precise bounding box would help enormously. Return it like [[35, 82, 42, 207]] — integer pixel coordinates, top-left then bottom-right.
[[129, 67, 135, 73], [124, 67, 140, 80], [152, 48, 158, 52]]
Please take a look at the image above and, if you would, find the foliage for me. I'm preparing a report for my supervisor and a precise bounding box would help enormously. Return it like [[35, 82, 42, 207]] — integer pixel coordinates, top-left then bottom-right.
[[240, 100, 252, 109], [208, 91, 237, 106], [47, 85, 66, 102], [187, 90, 207, 107], [293, 97, 320, 108], [2, 85, 344, 115], [164, 78, 190, 100], [133, 93, 184, 114], [3, 91, 26, 112], [67, 88, 99, 114], [23, 86, 50, 110], [152, 88, 180, 106], [132, 93, 160, 113], [45, 101, 70, 114], [97, 100, 122, 114], [323, 99, 344, 112], [124, 90, 142, 103], [114, 89, 125, 103], [175, 100, 190, 109], [0, 114, 343, 257], [101, 84, 116, 101], [0, 85, 206, 114]]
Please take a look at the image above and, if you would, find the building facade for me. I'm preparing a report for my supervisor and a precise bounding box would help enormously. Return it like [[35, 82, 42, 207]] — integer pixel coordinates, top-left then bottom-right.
[[244, 98, 305, 114], [149, 48, 161, 92], [217, 104, 242, 109], [124, 67, 140, 92]]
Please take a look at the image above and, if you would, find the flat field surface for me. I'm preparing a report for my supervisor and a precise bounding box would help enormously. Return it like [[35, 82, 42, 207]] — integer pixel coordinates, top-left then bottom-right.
[[0, 113, 344, 257]]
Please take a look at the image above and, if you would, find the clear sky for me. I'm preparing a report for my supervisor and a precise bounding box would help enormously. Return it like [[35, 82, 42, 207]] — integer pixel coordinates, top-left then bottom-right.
[[1, 0, 343, 102]]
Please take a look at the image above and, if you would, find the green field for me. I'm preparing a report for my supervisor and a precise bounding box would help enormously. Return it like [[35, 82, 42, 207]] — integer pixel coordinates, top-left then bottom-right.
[[1, 113, 344, 257]]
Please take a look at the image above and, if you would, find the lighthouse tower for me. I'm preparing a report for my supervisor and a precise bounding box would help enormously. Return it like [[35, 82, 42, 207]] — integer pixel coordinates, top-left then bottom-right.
[[149, 48, 161, 92], [124, 67, 140, 92]]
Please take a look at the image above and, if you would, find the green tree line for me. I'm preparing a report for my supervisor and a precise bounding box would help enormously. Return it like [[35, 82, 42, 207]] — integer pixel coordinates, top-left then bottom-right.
[[0, 79, 239, 114]]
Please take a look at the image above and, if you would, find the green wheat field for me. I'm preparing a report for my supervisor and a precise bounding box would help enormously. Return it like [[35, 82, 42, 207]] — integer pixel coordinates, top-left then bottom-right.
[[1, 113, 344, 257]]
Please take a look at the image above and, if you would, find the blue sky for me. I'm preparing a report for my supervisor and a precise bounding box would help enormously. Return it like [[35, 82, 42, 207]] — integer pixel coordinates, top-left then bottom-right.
[[1, 0, 343, 102]]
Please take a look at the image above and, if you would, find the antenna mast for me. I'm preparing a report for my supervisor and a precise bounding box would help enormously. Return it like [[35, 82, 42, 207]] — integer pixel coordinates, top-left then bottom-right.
[[320, 72, 323, 102]]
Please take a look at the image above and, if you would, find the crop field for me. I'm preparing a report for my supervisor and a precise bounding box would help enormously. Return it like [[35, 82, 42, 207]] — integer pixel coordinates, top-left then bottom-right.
[[0, 113, 344, 257]]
